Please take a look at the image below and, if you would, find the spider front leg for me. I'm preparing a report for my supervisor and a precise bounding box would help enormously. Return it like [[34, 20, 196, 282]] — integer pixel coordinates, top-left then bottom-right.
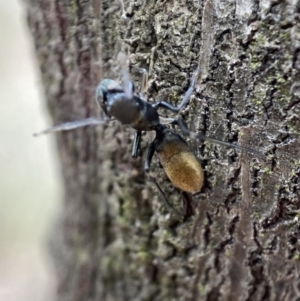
[[33, 117, 108, 137], [134, 67, 148, 98], [127, 66, 149, 99]]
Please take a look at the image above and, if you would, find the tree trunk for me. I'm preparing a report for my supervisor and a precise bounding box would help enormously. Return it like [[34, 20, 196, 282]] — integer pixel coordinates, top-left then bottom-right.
[[26, 0, 300, 300]]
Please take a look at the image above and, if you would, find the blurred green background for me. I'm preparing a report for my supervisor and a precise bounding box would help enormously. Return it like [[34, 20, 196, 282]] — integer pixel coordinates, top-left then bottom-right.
[[0, 1, 61, 300]]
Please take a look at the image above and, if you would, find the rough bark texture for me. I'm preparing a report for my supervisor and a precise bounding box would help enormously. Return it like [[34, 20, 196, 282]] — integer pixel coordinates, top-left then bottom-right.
[[26, 0, 300, 300]]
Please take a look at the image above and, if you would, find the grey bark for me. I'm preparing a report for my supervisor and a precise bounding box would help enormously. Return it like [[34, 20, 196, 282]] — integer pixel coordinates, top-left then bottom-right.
[[26, 0, 300, 300]]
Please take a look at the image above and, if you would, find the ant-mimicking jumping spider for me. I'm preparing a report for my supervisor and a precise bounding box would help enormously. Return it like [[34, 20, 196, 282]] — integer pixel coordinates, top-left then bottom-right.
[[34, 52, 261, 215]]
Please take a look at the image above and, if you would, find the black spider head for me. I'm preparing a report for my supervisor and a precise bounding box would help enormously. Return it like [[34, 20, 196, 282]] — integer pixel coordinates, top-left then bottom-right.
[[95, 79, 123, 116]]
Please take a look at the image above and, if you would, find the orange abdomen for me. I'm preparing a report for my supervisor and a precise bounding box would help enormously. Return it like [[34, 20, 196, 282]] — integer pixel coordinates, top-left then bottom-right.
[[158, 150, 204, 193]]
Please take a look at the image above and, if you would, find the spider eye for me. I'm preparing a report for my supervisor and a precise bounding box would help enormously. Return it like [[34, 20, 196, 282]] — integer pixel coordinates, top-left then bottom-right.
[[95, 83, 109, 115], [96, 86, 106, 102]]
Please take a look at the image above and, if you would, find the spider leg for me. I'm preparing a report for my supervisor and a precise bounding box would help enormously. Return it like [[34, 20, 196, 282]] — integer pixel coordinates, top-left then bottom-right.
[[33, 117, 108, 137], [144, 141, 181, 217], [131, 130, 142, 158], [117, 51, 134, 98], [172, 117, 264, 157], [182, 192, 194, 220], [148, 175, 181, 218], [152, 66, 200, 113]]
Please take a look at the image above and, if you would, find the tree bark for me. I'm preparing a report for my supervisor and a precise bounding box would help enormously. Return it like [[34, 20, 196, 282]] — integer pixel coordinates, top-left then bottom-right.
[[26, 0, 300, 300]]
